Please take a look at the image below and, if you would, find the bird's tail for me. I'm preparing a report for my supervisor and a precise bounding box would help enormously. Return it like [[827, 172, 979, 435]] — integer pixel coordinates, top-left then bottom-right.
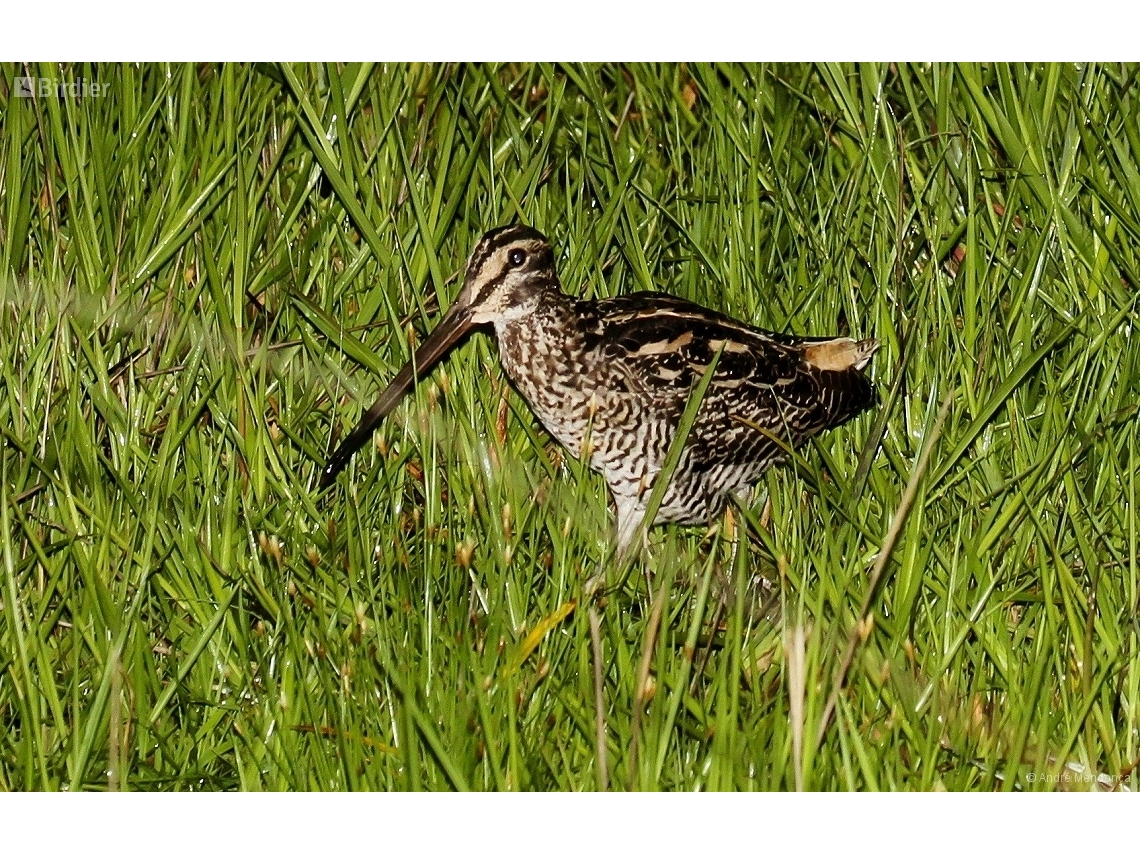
[[802, 337, 879, 373]]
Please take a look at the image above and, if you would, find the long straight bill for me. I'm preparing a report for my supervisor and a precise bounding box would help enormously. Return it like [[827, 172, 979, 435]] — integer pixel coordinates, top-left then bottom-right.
[[320, 305, 473, 488]]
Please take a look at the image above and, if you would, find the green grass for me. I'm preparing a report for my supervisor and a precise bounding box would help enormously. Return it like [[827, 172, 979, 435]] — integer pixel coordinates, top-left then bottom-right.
[[1, 62, 1138, 791]]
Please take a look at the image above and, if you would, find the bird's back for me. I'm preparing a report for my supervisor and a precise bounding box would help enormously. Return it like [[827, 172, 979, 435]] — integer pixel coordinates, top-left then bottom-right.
[[588, 292, 876, 439]]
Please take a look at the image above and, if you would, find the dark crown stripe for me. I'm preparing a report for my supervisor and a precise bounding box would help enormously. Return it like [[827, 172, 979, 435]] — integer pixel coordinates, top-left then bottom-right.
[[467, 226, 533, 281]]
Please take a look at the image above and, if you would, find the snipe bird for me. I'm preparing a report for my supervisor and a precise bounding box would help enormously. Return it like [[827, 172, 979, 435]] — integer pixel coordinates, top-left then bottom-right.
[[321, 225, 878, 553]]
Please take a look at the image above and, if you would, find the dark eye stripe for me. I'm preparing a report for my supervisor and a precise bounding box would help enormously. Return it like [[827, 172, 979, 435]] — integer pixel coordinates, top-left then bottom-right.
[[474, 264, 510, 302]]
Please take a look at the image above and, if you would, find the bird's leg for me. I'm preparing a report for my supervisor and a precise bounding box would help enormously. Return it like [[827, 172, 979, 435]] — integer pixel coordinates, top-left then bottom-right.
[[585, 495, 645, 598], [613, 498, 647, 563]]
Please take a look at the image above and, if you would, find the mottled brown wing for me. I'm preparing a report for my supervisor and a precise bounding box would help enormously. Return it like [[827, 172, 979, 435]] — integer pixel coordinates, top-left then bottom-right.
[[591, 292, 876, 468], [593, 292, 802, 391]]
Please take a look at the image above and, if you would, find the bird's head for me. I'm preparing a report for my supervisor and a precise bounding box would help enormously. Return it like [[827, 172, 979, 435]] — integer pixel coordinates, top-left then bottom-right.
[[319, 224, 556, 488], [452, 224, 557, 325]]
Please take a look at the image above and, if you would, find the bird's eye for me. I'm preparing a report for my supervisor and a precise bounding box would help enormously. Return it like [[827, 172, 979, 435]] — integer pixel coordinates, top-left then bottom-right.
[[507, 248, 526, 267]]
